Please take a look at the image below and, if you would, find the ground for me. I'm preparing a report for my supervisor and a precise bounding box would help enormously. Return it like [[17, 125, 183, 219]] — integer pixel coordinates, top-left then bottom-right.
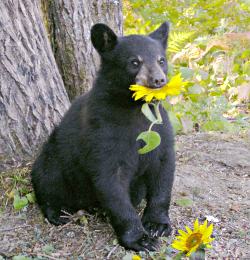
[[0, 132, 249, 259]]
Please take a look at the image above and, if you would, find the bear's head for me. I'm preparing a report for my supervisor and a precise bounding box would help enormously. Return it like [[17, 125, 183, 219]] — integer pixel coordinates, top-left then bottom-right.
[[91, 22, 169, 96]]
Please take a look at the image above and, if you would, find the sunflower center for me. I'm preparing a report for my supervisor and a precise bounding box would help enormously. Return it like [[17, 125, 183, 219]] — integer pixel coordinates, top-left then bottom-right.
[[186, 233, 202, 248]]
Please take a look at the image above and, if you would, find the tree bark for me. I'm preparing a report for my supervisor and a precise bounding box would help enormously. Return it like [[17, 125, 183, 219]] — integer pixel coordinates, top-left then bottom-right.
[[0, 0, 70, 170], [41, 0, 123, 100]]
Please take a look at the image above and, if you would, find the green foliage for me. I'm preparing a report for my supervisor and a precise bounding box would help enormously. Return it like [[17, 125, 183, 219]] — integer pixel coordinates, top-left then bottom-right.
[[13, 191, 35, 210], [124, 0, 250, 34], [141, 103, 158, 123], [0, 167, 35, 211], [137, 131, 161, 154], [13, 193, 29, 210], [124, 0, 250, 133], [168, 32, 194, 53], [137, 102, 163, 154]]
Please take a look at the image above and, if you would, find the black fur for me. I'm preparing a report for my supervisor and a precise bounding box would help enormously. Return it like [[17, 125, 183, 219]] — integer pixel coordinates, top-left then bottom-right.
[[31, 22, 175, 251]]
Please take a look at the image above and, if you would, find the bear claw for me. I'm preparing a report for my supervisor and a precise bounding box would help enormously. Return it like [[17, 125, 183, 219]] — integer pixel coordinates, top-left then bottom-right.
[[144, 222, 172, 238]]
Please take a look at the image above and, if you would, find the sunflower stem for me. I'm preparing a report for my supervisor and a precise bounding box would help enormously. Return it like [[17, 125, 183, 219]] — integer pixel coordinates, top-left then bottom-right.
[[148, 121, 156, 132]]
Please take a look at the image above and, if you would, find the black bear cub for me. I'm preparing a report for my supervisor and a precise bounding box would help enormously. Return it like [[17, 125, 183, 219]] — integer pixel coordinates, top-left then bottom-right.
[[31, 22, 175, 251]]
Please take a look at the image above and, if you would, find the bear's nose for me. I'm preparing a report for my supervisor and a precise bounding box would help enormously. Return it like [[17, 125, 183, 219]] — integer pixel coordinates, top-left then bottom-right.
[[149, 76, 167, 89]]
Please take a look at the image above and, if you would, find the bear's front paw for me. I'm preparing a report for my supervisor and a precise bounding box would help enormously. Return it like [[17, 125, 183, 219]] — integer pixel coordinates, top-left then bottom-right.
[[143, 221, 172, 238], [120, 231, 159, 251]]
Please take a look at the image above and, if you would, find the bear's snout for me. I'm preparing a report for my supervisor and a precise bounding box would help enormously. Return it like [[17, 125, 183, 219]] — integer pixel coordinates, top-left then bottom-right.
[[135, 63, 167, 89], [148, 74, 167, 89]]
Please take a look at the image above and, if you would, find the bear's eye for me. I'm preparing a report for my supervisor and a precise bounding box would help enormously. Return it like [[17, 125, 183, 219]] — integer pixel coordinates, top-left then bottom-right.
[[131, 59, 140, 68], [158, 57, 165, 66]]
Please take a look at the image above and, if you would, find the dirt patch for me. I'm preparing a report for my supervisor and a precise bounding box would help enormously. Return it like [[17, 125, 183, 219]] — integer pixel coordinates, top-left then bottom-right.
[[0, 132, 249, 259]]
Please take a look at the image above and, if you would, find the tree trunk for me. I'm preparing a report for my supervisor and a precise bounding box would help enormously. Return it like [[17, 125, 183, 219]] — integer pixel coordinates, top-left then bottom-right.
[[41, 0, 123, 100], [0, 0, 70, 170]]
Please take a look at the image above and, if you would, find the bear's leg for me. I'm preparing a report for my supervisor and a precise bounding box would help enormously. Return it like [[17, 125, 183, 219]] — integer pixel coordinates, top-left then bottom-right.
[[142, 148, 175, 238], [93, 169, 158, 251], [32, 165, 72, 225], [130, 176, 146, 207]]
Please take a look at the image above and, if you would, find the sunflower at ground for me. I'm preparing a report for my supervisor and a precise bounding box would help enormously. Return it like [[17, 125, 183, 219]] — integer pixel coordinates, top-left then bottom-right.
[[132, 255, 141, 260], [171, 219, 214, 256], [129, 73, 187, 102]]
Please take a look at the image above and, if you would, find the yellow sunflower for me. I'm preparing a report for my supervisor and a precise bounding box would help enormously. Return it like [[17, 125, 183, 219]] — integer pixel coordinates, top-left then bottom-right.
[[129, 73, 187, 102], [171, 219, 214, 256]]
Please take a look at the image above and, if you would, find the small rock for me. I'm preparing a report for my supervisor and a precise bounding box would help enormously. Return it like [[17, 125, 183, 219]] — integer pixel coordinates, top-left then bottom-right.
[[66, 231, 75, 238]]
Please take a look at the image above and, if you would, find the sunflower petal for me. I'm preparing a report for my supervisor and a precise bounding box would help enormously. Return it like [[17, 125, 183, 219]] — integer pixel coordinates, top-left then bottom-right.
[[186, 245, 199, 256], [172, 219, 213, 256], [129, 74, 188, 102], [200, 220, 208, 233], [145, 93, 155, 102], [205, 223, 214, 237], [204, 237, 214, 243], [185, 225, 193, 234], [129, 85, 147, 91], [133, 91, 147, 101], [172, 241, 187, 251], [155, 92, 167, 100], [178, 229, 189, 237], [194, 219, 199, 231]]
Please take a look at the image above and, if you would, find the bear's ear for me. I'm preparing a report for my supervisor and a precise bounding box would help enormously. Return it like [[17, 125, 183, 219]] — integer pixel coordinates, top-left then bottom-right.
[[149, 22, 169, 49], [91, 23, 118, 53]]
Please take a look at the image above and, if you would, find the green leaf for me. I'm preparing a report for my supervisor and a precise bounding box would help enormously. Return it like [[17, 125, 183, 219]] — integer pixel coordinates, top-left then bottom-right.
[[26, 192, 36, 203], [168, 32, 194, 53], [241, 49, 250, 59], [13, 195, 28, 210], [137, 131, 161, 154], [208, 88, 223, 96], [153, 102, 163, 124], [141, 103, 157, 123], [176, 197, 193, 207]]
